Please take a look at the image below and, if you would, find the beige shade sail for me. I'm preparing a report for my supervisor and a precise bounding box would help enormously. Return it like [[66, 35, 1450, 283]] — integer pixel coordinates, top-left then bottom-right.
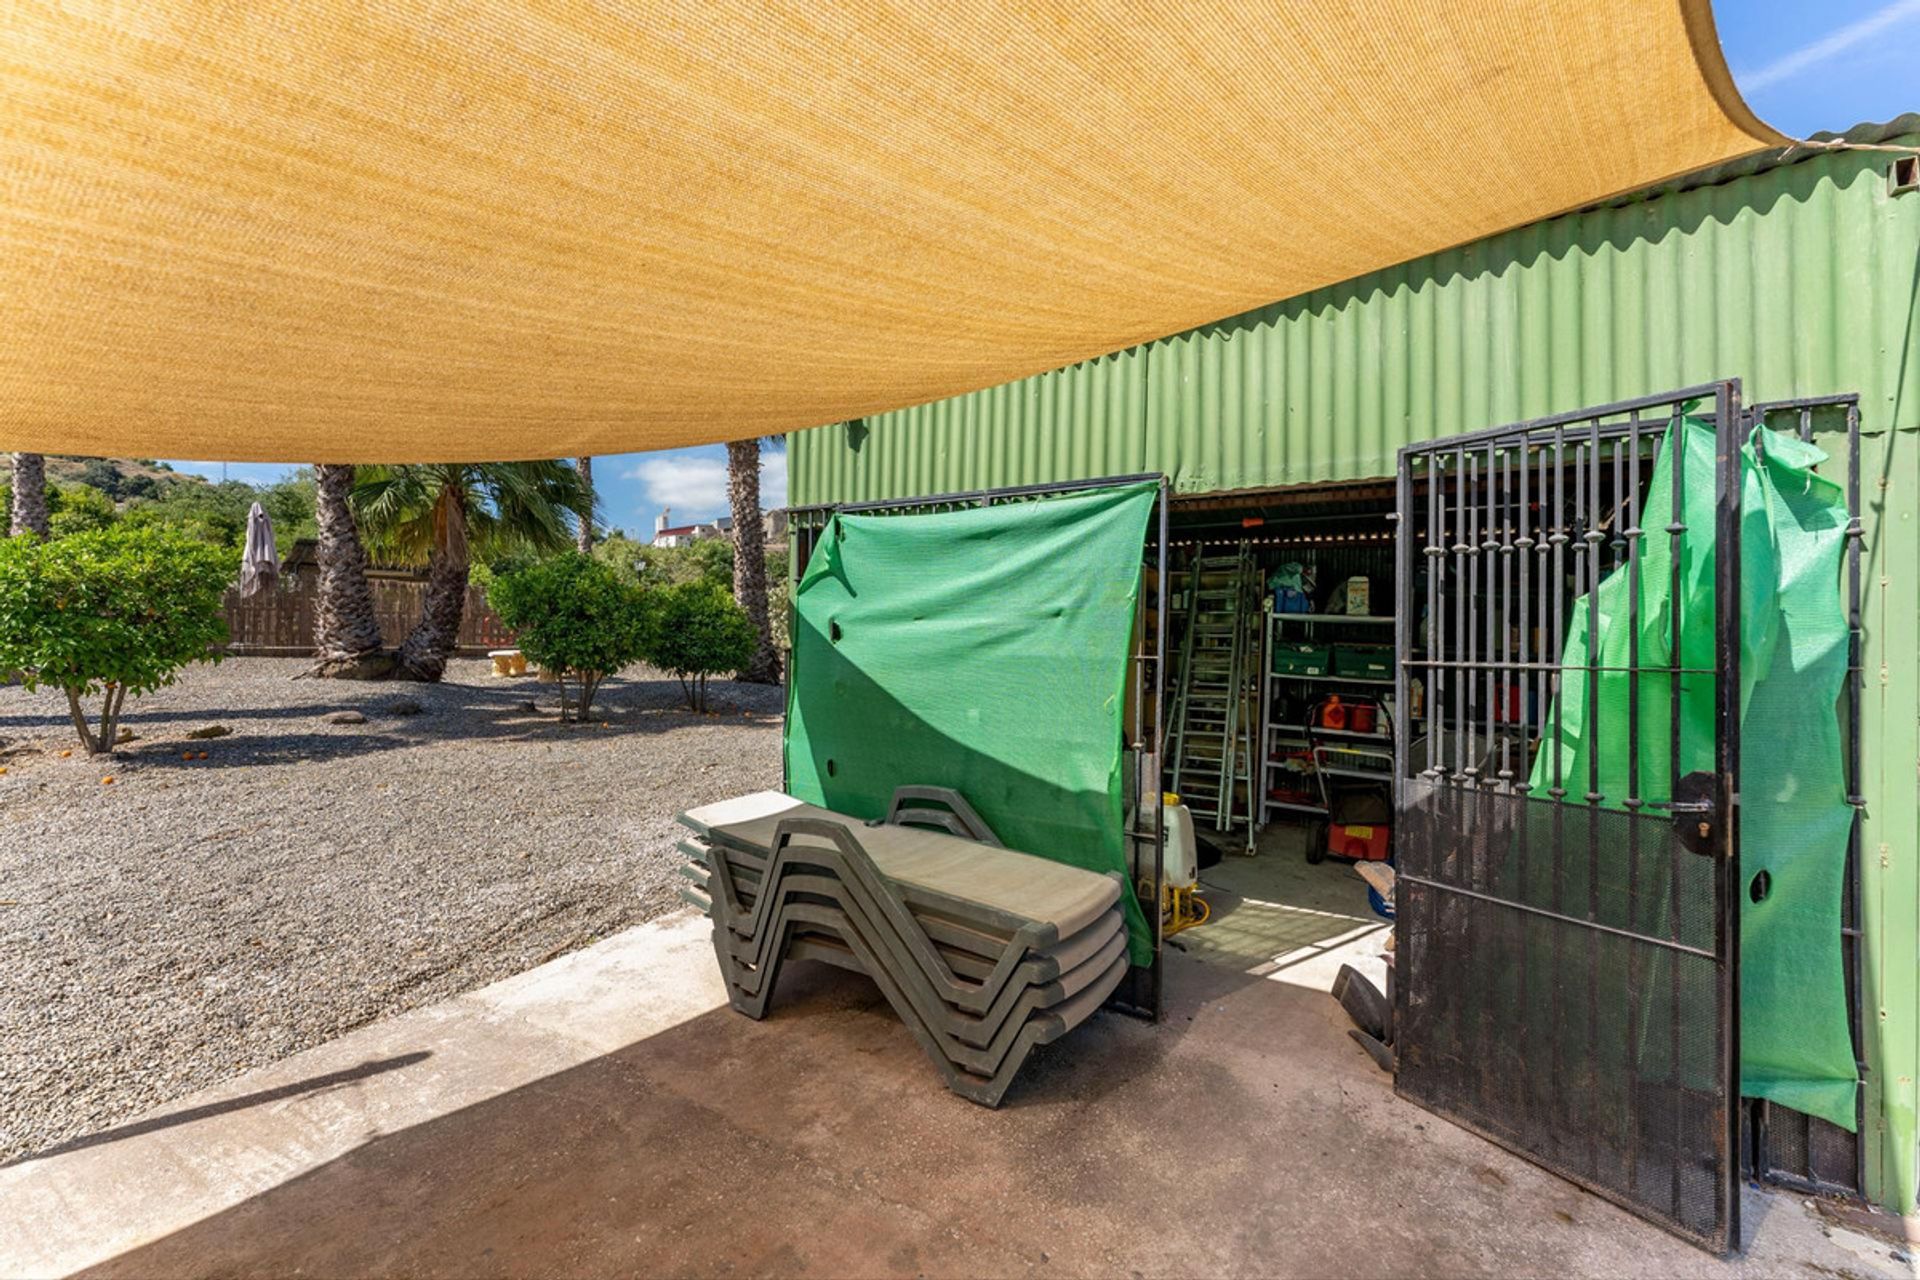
[[0, 1, 1777, 463]]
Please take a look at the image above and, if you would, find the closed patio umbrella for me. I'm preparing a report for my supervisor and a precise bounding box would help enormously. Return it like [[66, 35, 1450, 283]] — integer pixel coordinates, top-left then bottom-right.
[[238, 501, 279, 597]]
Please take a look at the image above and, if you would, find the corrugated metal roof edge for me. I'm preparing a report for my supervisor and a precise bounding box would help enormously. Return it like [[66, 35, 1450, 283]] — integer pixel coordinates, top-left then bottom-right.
[[1587, 113, 1920, 212]]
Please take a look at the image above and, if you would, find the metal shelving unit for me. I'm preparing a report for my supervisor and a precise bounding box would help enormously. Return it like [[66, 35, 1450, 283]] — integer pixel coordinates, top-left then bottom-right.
[[1258, 610, 1398, 827]]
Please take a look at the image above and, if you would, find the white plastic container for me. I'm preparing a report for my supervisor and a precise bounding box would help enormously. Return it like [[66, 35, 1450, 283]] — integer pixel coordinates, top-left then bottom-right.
[[1133, 792, 1197, 890]]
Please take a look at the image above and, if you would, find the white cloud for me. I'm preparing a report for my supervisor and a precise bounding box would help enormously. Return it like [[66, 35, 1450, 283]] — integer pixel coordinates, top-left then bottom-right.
[[1737, 0, 1920, 93], [625, 454, 728, 517], [625, 445, 788, 520]]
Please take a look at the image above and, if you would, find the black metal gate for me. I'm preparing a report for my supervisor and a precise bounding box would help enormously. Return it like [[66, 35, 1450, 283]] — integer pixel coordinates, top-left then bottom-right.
[[1391, 384, 1745, 1253]]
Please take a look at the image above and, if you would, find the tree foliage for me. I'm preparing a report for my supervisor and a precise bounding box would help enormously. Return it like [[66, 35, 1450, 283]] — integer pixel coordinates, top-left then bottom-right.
[[0, 524, 234, 754], [352, 461, 593, 682], [593, 534, 734, 589], [4, 466, 320, 551], [121, 475, 317, 549], [594, 534, 790, 649], [645, 582, 755, 712], [46, 484, 118, 539], [486, 552, 652, 721]]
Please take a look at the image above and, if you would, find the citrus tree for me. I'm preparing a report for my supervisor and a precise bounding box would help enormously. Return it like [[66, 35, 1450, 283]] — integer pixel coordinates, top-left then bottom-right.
[[0, 524, 234, 754], [645, 582, 755, 713], [486, 552, 652, 722]]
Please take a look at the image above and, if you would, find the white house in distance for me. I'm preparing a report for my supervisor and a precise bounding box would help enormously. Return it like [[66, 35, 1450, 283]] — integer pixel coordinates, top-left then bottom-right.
[[651, 507, 704, 548], [651, 506, 789, 551]]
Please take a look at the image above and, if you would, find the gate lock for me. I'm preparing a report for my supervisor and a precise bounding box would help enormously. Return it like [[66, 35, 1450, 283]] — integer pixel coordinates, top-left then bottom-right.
[[1671, 771, 1719, 857]]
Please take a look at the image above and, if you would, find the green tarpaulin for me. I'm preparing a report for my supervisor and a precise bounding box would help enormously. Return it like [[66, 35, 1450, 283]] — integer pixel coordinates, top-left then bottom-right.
[[1532, 418, 1857, 1130], [785, 482, 1158, 965]]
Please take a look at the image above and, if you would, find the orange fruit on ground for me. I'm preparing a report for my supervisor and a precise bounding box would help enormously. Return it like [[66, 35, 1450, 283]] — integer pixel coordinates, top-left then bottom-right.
[[199, 751, 210, 760], [101, 776, 114, 785], [59, 749, 71, 758], [182, 751, 193, 760]]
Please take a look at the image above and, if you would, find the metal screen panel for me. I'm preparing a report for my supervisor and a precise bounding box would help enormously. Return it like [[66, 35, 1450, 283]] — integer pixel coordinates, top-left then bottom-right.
[[787, 474, 1171, 1021], [1392, 384, 1743, 1253]]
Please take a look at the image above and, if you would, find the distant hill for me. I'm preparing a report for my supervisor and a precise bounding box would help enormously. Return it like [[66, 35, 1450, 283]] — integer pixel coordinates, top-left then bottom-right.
[[42, 457, 204, 503]]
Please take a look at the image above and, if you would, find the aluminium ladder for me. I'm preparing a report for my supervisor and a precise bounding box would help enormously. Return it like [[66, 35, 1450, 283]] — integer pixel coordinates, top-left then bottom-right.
[[1166, 544, 1256, 837]]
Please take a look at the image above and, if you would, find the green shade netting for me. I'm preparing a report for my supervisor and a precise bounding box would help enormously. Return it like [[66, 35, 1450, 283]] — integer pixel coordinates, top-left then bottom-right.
[[785, 482, 1158, 965], [1531, 419, 1857, 1130]]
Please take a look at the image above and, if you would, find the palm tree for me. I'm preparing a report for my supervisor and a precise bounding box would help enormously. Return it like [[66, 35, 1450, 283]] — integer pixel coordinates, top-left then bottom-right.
[[575, 456, 595, 554], [353, 461, 592, 682], [310, 463, 390, 678], [9, 453, 49, 538], [725, 437, 781, 684]]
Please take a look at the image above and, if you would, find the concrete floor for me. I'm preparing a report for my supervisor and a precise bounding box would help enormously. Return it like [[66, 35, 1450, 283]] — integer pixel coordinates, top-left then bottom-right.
[[3, 833, 1910, 1278]]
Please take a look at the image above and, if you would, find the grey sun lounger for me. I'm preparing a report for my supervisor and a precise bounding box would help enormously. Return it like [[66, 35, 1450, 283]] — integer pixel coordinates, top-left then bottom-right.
[[715, 894, 1128, 1108], [683, 839, 1118, 983], [700, 862, 1127, 1059], [702, 881, 1125, 1077], [694, 881, 1129, 1107], [673, 791, 1132, 1107], [681, 838, 1123, 985], [691, 816, 1122, 1017], [680, 792, 1123, 943]]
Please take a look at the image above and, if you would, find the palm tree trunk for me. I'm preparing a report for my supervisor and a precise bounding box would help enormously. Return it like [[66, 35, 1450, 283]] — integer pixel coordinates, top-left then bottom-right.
[[311, 463, 391, 678], [725, 437, 781, 684], [396, 488, 471, 682], [575, 456, 594, 554], [9, 453, 49, 538]]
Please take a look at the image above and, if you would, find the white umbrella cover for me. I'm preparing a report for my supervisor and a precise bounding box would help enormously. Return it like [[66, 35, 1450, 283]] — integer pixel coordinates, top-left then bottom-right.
[[238, 500, 279, 597]]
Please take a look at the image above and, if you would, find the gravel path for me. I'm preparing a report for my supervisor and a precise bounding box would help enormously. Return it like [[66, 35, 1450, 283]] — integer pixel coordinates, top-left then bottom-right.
[[0, 658, 785, 1164]]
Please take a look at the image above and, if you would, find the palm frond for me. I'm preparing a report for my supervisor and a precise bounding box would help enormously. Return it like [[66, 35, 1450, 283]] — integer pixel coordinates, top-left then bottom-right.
[[347, 459, 589, 567], [350, 465, 443, 567]]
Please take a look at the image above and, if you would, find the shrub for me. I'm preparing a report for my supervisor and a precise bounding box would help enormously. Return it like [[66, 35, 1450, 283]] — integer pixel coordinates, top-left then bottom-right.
[[0, 524, 234, 754], [486, 552, 653, 721], [469, 547, 544, 598], [46, 483, 118, 538], [646, 583, 754, 712], [592, 536, 735, 590]]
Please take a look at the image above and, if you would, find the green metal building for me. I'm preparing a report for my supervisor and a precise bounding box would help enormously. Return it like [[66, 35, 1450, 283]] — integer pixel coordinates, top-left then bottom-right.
[[787, 118, 1920, 1213]]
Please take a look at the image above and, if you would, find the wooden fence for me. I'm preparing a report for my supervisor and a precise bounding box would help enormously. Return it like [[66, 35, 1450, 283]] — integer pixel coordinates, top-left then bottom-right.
[[222, 575, 514, 657]]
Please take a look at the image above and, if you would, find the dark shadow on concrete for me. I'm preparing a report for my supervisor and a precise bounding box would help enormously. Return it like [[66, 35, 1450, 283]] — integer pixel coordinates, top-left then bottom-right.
[[10, 1053, 431, 1169], [72, 948, 1741, 1280]]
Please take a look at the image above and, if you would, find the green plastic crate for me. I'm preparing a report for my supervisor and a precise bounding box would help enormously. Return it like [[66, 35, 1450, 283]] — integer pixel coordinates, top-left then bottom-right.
[[1271, 642, 1332, 676], [1332, 644, 1393, 679]]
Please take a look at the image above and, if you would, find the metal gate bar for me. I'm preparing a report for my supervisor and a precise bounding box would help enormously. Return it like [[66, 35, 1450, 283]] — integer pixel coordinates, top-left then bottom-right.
[[1393, 383, 1743, 1253]]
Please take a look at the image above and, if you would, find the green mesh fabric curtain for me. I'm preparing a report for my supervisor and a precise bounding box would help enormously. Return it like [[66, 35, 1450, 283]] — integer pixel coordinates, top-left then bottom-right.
[[1531, 419, 1857, 1130], [786, 482, 1158, 964]]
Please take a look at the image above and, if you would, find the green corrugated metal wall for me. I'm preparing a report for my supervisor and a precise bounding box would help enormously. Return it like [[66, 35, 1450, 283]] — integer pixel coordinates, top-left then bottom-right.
[[792, 137, 1918, 503], [788, 131, 1920, 1211]]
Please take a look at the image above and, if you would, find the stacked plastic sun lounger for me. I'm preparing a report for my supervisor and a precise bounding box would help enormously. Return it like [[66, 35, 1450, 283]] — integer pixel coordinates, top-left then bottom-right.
[[676, 790, 1130, 1107]]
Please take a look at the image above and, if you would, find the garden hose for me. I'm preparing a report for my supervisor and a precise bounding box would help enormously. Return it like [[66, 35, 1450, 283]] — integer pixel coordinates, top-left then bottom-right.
[[1140, 878, 1210, 936]]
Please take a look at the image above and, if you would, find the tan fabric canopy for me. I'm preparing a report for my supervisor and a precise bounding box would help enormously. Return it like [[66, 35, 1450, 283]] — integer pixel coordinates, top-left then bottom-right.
[[0, 1, 1776, 463]]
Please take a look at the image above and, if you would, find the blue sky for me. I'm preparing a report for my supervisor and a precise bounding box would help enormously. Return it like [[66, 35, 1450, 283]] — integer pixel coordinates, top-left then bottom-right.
[[167, 0, 1917, 535]]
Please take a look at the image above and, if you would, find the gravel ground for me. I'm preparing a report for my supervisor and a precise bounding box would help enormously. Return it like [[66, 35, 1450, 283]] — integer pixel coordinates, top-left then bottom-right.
[[0, 658, 785, 1164]]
